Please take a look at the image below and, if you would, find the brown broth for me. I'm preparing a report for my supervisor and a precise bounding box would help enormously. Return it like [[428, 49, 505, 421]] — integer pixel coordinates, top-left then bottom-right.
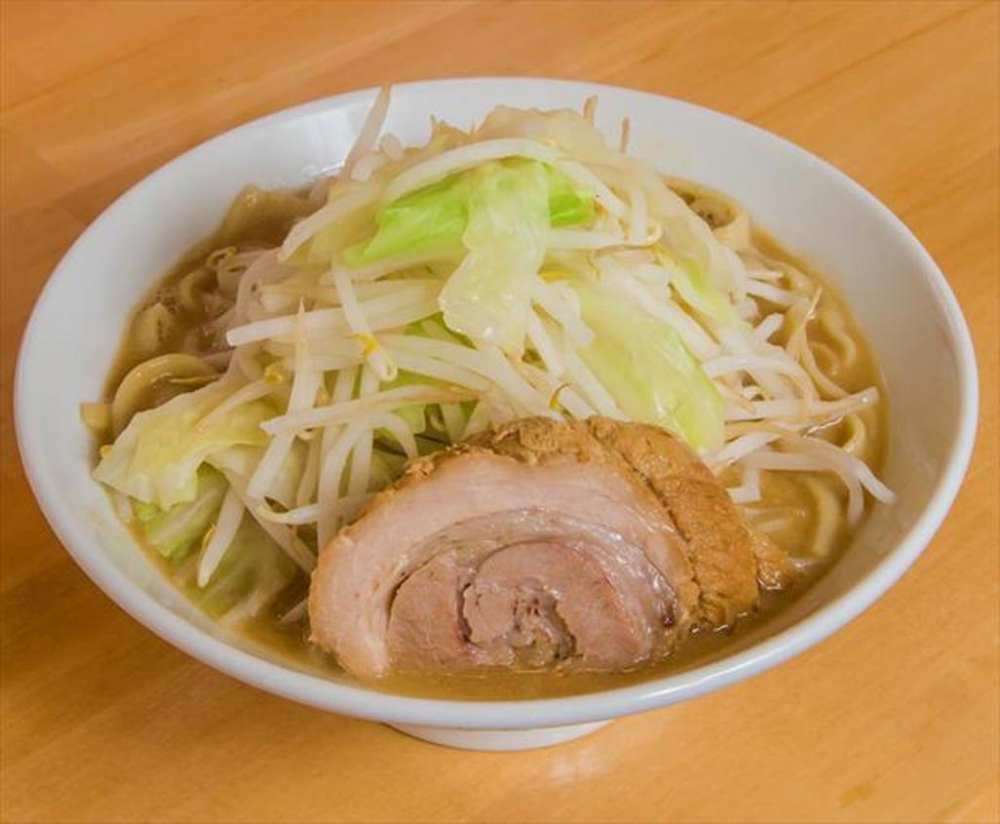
[[104, 185, 314, 394], [739, 227, 888, 560], [239, 580, 827, 700], [102, 179, 888, 701]]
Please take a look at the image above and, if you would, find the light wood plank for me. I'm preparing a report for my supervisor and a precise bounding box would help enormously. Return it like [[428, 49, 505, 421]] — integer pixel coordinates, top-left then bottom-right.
[[1, 2, 997, 822]]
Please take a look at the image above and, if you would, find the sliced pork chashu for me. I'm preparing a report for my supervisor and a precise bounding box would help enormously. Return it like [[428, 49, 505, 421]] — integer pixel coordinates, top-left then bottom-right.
[[308, 417, 793, 678]]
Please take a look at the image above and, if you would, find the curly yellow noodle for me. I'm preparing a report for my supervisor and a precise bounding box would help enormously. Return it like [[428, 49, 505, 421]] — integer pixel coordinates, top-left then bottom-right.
[[809, 340, 841, 378], [130, 302, 176, 359], [176, 267, 215, 312], [817, 304, 860, 366], [840, 413, 868, 458], [804, 476, 842, 557], [110, 353, 217, 434]]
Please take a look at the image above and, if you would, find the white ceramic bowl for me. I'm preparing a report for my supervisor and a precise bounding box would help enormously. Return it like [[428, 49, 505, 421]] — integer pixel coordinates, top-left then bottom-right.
[[15, 78, 978, 751]]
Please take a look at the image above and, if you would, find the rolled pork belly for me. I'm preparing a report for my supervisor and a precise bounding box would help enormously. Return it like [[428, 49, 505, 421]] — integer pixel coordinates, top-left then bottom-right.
[[308, 417, 794, 678]]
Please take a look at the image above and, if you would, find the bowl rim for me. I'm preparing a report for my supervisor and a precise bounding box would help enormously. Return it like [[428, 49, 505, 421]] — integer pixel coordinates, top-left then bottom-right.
[[14, 77, 979, 729]]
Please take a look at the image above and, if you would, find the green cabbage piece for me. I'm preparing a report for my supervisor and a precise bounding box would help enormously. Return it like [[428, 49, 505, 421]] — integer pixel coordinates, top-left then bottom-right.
[[130, 463, 299, 617], [184, 518, 298, 619], [343, 175, 468, 265], [342, 163, 591, 268], [94, 382, 273, 509], [665, 253, 738, 327], [571, 280, 725, 450], [131, 466, 227, 561], [546, 165, 593, 226], [438, 160, 551, 352], [206, 442, 307, 510]]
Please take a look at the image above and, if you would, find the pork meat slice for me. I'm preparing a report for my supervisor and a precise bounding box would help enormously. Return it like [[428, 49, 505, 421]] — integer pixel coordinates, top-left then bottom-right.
[[308, 417, 792, 678]]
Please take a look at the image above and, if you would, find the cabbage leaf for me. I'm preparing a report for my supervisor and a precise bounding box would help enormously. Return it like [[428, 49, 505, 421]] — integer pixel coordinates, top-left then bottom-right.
[[342, 163, 591, 268], [438, 160, 550, 353], [94, 382, 273, 509], [132, 466, 227, 561], [206, 441, 307, 510], [665, 253, 739, 327], [184, 518, 298, 619], [571, 280, 725, 450]]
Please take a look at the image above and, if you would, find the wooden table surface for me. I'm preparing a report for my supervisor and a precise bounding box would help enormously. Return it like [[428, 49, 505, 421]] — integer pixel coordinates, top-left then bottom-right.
[[2, 2, 998, 822]]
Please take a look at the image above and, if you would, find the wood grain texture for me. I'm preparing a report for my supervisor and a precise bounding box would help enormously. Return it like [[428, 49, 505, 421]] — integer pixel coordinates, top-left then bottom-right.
[[1, 2, 997, 822]]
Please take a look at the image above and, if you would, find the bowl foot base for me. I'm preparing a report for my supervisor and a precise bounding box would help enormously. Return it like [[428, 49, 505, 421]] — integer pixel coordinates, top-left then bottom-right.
[[389, 720, 610, 751]]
